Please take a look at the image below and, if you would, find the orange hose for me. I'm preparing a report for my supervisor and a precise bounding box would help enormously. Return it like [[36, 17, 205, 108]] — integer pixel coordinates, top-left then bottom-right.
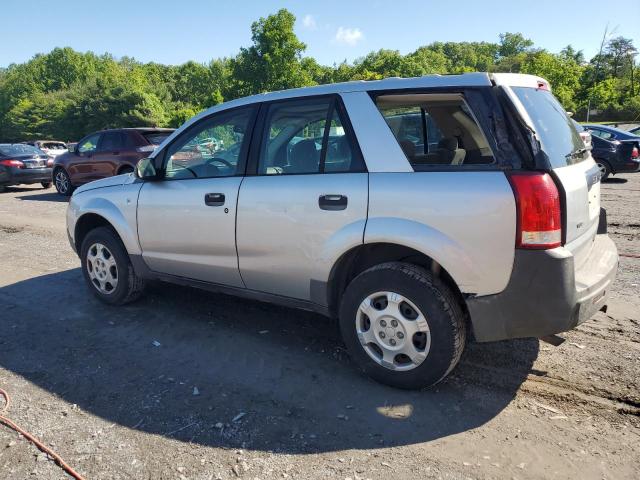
[[0, 388, 86, 480]]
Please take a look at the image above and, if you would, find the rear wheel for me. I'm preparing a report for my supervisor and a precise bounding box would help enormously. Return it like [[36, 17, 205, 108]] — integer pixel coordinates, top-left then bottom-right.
[[41, 182, 51, 189], [80, 226, 145, 305], [339, 262, 466, 389], [54, 168, 74, 196], [596, 160, 611, 180]]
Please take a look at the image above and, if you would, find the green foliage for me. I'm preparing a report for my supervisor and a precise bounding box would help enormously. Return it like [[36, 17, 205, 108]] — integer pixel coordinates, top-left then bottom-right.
[[0, 9, 638, 141]]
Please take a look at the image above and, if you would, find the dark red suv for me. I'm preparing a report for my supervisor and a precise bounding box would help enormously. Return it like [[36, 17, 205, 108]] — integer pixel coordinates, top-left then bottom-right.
[[52, 128, 174, 196]]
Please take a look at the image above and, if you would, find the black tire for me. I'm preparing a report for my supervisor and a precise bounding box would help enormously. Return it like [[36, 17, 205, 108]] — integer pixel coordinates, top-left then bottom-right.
[[41, 182, 52, 189], [339, 262, 466, 389], [119, 166, 134, 175], [53, 168, 74, 196], [80, 226, 145, 305], [596, 160, 611, 181]]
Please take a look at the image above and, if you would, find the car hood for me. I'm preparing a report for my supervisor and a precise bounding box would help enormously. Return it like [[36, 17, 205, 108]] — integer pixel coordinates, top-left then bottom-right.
[[74, 173, 139, 195]]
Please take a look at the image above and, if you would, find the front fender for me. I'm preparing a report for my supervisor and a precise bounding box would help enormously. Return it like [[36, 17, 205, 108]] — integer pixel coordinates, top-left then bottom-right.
[[67, 184, 142, 254]]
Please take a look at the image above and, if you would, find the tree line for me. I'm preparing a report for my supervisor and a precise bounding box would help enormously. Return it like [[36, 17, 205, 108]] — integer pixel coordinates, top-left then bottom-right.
[[1, 9, 638, 142]]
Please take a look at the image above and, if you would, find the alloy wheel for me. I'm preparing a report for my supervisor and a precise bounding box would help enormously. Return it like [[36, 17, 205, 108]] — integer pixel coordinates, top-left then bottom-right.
[[55, 170, 69, 194]]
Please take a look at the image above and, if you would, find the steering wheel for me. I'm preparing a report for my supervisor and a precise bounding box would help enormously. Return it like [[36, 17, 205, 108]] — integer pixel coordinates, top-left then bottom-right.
[[206, 157, 233, 169]]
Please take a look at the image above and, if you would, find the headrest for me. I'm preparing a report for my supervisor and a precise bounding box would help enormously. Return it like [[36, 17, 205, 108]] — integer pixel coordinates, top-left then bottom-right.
[[438, 138, 459, 151]]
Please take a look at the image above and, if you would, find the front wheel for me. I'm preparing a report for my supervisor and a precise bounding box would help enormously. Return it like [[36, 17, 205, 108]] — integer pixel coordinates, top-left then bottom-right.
[[596, 160, 611, 181], [54, 168, 74, 196], [80, 226, 145, 305], [339, 262, 466, 389]]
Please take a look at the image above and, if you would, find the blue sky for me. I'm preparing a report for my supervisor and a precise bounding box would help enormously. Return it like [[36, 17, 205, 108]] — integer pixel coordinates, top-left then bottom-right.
[[2, 0, 639, 67]]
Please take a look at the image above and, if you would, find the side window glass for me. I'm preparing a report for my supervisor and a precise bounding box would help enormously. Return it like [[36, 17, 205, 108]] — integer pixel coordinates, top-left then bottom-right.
[[78, 133, 101, 154], [259, 98, 362, 175], [164, 108, 253, 180], [376, 94, 494, 167], [98, 132, 123, 152], [324, 107, 360, 172]]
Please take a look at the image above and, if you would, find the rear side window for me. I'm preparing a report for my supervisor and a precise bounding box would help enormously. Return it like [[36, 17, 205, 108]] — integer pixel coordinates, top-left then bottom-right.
[[143, 132, 172, 145], [99, 132, 124, 152], [258, 98, 364, 175], [376, 93, 494, 169], [511, 87, 586, 167]]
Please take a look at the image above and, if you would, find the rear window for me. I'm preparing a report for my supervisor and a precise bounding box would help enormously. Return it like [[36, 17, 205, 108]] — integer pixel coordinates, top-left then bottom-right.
[[0, 144, 43, 156], [143, 132, 172, 145], [512, 87, 586, 167], [376, 93, 495, 169]]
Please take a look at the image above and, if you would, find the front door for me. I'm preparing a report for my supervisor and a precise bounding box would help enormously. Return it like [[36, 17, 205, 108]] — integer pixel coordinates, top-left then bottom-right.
[[91, 131, 124, 180], [68, 133, 101, 185], [237, 96, 368, 301], [137, 106, 256, 287]]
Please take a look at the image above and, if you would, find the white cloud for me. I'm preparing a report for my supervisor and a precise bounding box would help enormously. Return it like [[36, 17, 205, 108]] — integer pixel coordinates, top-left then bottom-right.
[[334, 27, 364, 46], [302, 14, 317, 30]]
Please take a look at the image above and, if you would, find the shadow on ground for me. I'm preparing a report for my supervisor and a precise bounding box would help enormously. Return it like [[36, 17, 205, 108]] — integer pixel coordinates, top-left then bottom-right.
[[0, 269, 538, 453], [603, 177, 628, 184], [16, 191, 68, 203]]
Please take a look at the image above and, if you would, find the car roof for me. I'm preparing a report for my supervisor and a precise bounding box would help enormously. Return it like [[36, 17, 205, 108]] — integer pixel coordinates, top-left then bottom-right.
[[97, 127, 175, 134]]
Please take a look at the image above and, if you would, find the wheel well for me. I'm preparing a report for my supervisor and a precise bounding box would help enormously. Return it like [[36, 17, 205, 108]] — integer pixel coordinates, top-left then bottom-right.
[[74, 213, 115, 252], [327, 243, 467, 319], [117, 164, 135, 175]]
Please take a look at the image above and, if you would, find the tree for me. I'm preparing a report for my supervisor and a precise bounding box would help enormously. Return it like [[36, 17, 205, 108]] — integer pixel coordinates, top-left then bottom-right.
[[498, 32, 533, 58], [229, 9, 313, 97]]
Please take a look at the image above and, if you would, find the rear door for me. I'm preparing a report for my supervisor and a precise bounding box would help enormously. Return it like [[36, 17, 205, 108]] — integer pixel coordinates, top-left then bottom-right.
[[236, 96, 368, 301], [498, 77, 601, 267]]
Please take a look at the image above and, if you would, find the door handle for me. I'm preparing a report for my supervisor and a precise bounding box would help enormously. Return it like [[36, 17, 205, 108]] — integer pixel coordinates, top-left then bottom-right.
[[319, 194, 347, 211], [112, 151, 120, 155], [204, 192, 225, 206]]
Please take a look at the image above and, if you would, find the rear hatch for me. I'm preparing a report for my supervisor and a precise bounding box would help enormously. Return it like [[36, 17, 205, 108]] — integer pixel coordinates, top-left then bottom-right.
[[493, 74, 600, 269]]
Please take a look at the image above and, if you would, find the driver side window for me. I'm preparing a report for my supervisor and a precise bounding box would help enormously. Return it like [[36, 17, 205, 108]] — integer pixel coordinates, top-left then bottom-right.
[[164, 108, 253, 180], [78, 133, 101, 154]]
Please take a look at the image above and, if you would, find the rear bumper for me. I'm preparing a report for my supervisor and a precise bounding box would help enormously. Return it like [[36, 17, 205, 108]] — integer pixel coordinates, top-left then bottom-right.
[[0, 167, 52, 186], [466, 233, 618, 342]]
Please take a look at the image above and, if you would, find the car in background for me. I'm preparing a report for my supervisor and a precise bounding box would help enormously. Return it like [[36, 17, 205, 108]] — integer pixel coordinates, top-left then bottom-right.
[[583, 124, 640, 149], [572, 120, 592, 149], [52, 127, 174, 196], [590, 135, 639, 179], [0, 143, 53, 191], [24, 140, 68, 157]]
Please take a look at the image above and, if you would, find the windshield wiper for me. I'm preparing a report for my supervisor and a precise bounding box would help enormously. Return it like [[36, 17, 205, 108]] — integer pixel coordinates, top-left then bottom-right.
[[565, 147, 589, 159]]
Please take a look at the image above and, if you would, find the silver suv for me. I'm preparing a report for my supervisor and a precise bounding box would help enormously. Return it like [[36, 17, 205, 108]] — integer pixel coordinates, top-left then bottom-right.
[[66, 73, 618, 389]]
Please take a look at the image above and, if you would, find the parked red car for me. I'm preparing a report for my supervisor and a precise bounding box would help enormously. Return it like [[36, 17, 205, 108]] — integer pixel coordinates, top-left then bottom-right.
[[52, 128, 174, 196]]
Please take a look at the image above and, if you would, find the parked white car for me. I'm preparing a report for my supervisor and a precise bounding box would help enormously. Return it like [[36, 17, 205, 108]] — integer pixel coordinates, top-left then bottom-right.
[[66, 73, 618, 389], [26, 140, 68, 157]]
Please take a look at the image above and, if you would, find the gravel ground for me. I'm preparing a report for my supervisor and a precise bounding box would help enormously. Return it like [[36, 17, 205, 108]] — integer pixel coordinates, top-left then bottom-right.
[[0, 175, 639, 480]]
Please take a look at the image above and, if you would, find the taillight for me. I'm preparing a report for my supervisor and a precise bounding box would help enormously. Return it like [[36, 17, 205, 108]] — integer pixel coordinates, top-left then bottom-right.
[[508, 172, 562, 249], [0, 159, 25, 168], [632, 146, 639, 159]]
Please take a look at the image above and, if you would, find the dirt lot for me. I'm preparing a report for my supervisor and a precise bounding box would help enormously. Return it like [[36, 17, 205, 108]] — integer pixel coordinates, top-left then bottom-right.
[[0, 175, 639, 480]]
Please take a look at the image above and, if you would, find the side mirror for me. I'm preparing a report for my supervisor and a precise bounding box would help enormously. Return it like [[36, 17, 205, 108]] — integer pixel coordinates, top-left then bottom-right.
[[135, 157, 158, 180]]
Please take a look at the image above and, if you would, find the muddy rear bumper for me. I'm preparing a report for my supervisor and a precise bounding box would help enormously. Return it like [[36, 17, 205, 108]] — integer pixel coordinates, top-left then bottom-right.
[[466, 232, 618, 342]]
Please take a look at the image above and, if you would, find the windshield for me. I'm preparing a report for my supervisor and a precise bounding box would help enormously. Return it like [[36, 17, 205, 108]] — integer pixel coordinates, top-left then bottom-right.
[[0, 144, 44, 157], [512, 87, 586, 167], [41, 142, 66, 149]]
